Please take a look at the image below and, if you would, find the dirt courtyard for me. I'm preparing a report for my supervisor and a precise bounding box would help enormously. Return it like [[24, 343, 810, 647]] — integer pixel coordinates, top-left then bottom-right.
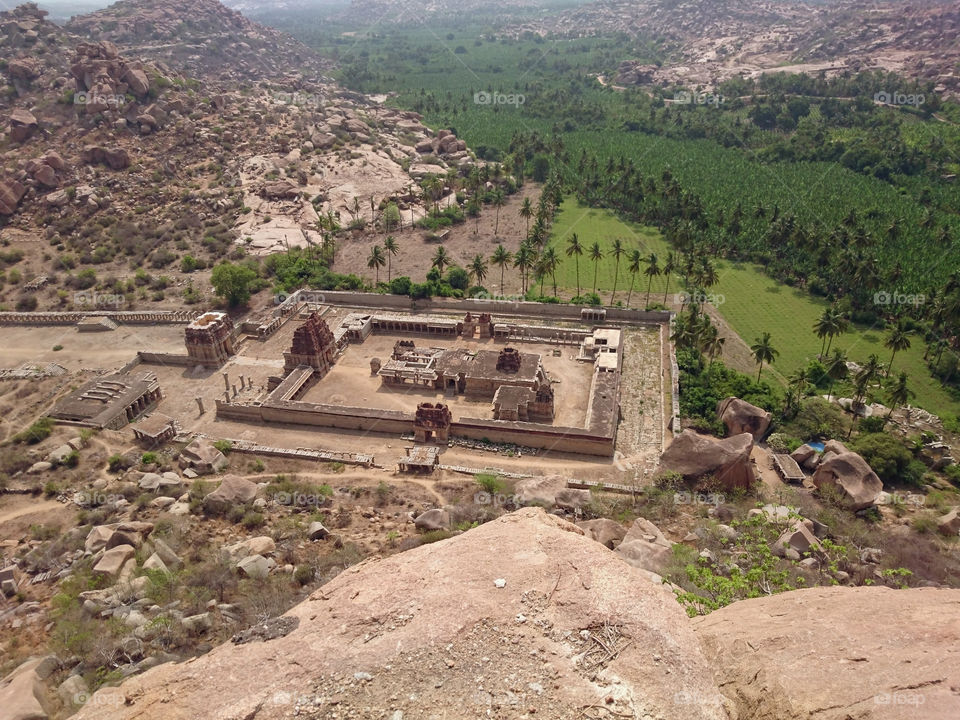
[[301, 330, 595, 427]]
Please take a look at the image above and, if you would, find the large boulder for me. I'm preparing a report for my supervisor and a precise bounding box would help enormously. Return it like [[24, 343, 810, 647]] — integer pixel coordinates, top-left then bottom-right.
[[93, 544, 136, 579], [222, 536, 275, 562], [203, 476, 258, 514], [0, 180, 26, 215], [937, 508, 960, 536], [615, 517, 675, 575], [716, 397, 771, 441], [513, 475, 590, 511], [694, 586, 960, 719], [414, 508, 450, 532], [179, 438, 227, 474], [812, 450, 883, 511], [9, 108, 37, 143], [70, 509, 728, 720], [789, 444, 817, 466], [0, 658, 50, 720], [658, 430, 756, 491], [576, 518, 626, 549]]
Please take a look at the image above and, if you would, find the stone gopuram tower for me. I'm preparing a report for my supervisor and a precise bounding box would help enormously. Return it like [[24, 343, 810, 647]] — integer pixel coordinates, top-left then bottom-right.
[[414, 402, 452, 443], [185, 312, 235, 368], [284, 312, 337, 375]]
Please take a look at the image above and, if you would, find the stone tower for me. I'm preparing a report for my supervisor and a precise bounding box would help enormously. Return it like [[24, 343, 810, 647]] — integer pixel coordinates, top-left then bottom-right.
[[283, 312, 337, 375], [185, 312, 235, 368]]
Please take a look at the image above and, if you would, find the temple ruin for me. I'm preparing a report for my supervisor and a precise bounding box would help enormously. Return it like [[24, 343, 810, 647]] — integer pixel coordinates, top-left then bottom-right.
[[185, 312, 235, 367]]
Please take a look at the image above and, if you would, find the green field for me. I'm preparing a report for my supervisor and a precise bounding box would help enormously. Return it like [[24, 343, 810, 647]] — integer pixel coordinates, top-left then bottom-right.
[[543, 201, 672, 300], [546, 201, 960, 418]]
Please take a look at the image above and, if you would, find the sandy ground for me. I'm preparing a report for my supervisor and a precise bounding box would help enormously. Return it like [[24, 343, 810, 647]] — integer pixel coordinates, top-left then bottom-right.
[[332, 184, 541, 291], [0, 325, 187, 373]]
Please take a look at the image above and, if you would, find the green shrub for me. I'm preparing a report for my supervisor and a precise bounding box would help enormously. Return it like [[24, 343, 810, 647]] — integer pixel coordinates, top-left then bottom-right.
[[242, 511, 265, 529], [141, 452, 158, 465], [294, 564, 314, 586], [213, 439, 232, 454], [13, 417, 54, 444]]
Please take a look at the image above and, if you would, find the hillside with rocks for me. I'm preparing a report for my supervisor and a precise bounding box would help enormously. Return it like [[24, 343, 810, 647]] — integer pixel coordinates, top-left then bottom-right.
[[509, 0, 960, 93], [48, 508, 959, 720], [0, 0, 477, 310]]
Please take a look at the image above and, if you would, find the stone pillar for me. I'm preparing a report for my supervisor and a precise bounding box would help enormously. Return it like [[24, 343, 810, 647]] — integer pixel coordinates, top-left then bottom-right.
[[239, 375, 246, 389], [224, 391, 230, 402], [223, 372, 229, 390], [232, 384, 237, 397], [196, 397, 205, 414]]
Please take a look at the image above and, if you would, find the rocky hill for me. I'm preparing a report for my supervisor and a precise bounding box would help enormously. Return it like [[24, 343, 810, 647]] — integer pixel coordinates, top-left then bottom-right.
[[0, 0, 475, 304], [63, 0, 332, 82], [512, 0, 960, 93], [58, 508, 959, 719]]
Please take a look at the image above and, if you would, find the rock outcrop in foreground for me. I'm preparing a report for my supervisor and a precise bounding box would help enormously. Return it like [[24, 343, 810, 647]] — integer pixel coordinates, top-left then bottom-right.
[[695, 585, 960, 719], [68, 509, 960, 720], [71, 508, 728, 720]]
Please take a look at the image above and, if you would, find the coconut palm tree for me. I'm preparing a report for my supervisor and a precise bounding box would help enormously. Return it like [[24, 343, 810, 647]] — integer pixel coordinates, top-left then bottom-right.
[[787, 367, 811, 412], [491, 244, 512, 296], [886, 371, 913, 419], [750, 332, 779, 382], [469, 254, 488, 287], [825, 348, 849, 402], [366, 245, 386, 284], [383, 236, 399, 282], [610, 238, 625, 303], [884, 322, 911, 378], [565, 232, 584, 297], [661, 250, 676, 304], [492, 187, 505, 235], [514, 242, 535, 295], [431, 245, 450, 274], [541, 246, 560, 297], [626, 249, 642, 306], [643, 252, 661, 308], [589, 241, 604, 294], [534, 254, 549, 297], [519, 197, 532, 237]]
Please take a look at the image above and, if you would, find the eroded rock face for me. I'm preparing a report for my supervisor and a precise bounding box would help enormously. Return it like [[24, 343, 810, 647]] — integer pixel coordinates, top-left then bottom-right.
[[716, 396, 771, 441], [659, 430, 756, 491], [812, 451, 883, 511], [693, 586, 960, 719], [70, 509, 728, 720]]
